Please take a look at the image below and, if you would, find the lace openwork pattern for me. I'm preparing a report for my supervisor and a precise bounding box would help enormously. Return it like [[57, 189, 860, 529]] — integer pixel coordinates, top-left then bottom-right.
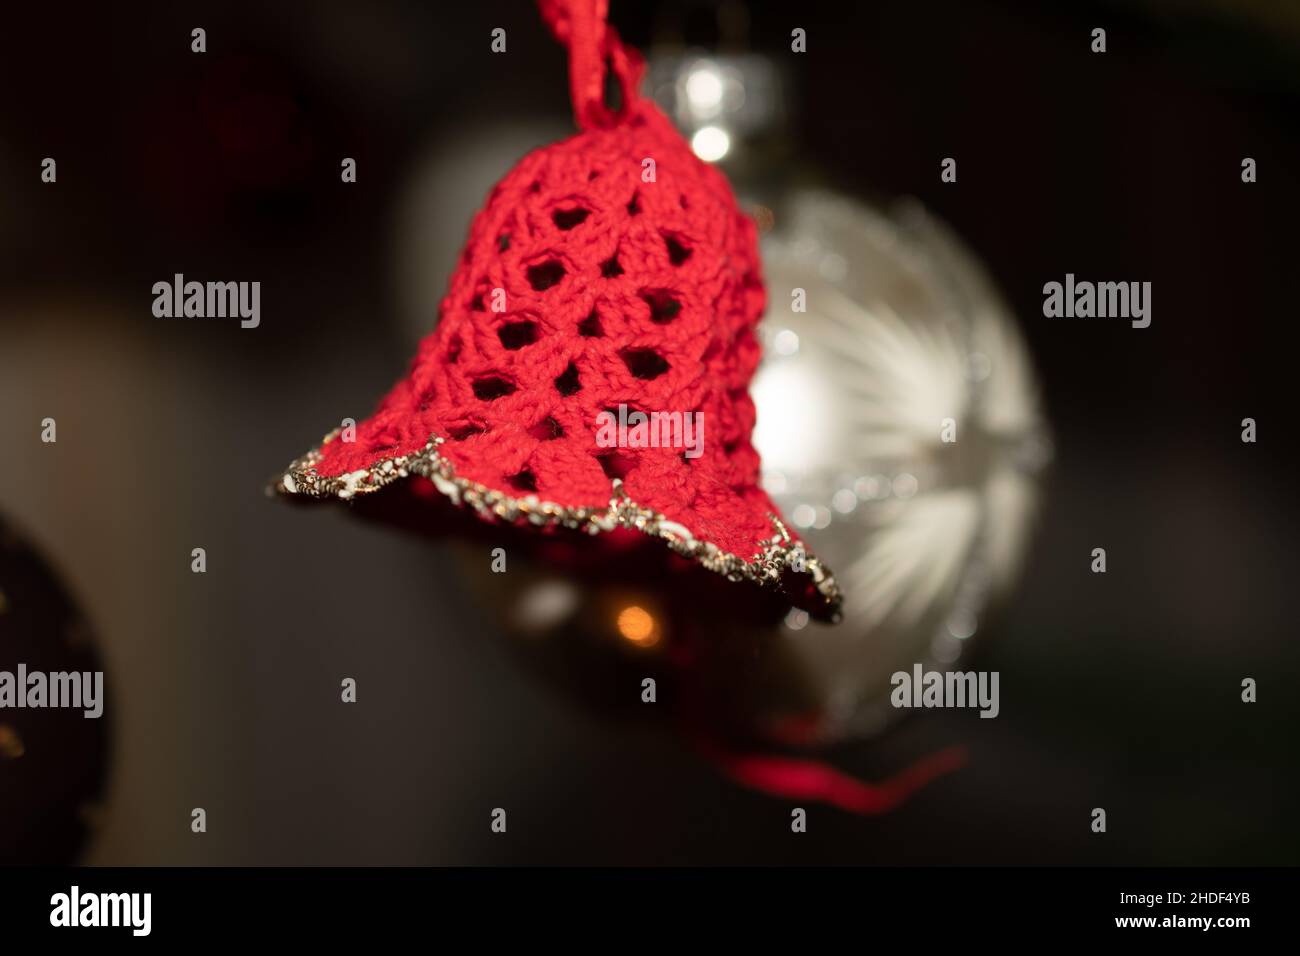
[[276, 68, 840, 616]]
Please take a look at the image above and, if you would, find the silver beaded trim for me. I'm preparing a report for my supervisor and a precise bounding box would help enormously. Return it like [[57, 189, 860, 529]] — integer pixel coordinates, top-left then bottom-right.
[[274, 430, 842, 616]]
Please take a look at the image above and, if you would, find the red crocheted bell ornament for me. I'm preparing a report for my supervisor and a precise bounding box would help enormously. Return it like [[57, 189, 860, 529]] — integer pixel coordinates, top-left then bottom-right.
[[274, 0, 840, 619]]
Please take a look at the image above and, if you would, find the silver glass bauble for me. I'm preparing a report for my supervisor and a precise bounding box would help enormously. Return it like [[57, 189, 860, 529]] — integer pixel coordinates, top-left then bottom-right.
[[751, 190, 1052, 740]]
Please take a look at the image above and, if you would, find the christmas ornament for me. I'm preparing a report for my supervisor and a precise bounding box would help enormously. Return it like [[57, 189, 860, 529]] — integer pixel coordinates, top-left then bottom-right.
[[275, 0, 839, 618], [0, 514, 111, 864], [752, 191, 1051, 741]]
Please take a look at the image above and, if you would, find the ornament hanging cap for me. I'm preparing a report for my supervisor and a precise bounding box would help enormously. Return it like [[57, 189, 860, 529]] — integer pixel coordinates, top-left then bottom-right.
[[273, 0, 841, 619]]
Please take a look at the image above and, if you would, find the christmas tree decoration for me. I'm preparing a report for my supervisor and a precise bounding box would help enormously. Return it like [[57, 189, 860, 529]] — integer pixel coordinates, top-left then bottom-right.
[[275, 1, 1045, 811], [274, 0, 839, 618], [0, 514, 111, 864], [749, 191, 1051, 742]]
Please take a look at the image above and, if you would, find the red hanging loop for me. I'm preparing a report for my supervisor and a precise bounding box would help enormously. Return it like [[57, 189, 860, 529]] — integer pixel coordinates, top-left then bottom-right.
[[538, 0, 644, 129]]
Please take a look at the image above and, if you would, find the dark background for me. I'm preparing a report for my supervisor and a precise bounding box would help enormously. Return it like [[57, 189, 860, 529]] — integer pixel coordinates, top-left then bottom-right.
[[1, 0, 1296, 864]]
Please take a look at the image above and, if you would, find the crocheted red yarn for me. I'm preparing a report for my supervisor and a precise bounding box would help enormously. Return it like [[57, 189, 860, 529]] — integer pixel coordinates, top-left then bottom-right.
[[276, 0, 839, 616]]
